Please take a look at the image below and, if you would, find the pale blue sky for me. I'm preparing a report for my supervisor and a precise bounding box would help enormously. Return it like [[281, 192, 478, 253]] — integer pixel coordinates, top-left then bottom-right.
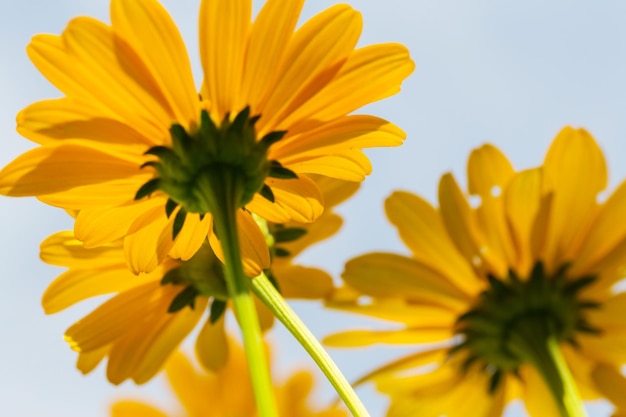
[[1, 0, 625, 416]]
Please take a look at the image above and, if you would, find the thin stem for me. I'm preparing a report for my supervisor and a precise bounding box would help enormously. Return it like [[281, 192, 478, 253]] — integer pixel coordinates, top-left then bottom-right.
[[508, 322, 587, 417], [201, 171, 278, 417], [252, 272, 371, 417]]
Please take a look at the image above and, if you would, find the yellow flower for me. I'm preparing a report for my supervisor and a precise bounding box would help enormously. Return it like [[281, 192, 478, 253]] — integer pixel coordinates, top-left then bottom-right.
[[326, 127, 626, 416], [0, 0, 413, 276], [110, 340, 348, 417], [41, 177, 358, 384]]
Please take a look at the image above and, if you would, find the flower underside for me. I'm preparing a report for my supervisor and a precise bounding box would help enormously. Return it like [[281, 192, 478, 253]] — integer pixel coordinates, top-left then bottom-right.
[[135, 107, 297, 239], [158, 219, 310, 317], [451, 261, 601, 393], [160, 243, 228, 320]]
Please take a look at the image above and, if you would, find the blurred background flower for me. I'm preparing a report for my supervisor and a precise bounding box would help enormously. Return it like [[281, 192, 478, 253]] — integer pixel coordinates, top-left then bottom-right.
[[110, 338, 347, 417]]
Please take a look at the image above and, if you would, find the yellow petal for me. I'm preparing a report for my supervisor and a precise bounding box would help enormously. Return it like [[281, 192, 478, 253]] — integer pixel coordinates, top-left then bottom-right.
[[40, 231, 124, 268], [26, 22, 170, 141], [573, 178, 626, 275], [65, 281, 164, 352], [169, 213, 211, 261], [247, 176, 324, 223], [0, 143, 143, 200], [274, 265, 333, 299], [284, 152, 373, 181], [353, 347, 447, 385], [467, 144, 516, 274], [385, 190, 481, 295], [275, 115, 404, 157], [110, 0, 198, 127], [327, 298, 457, 328], [195, 315, 228, 372], [324, 327, 452, 347], [342, 252, 470, 311], [75, 198, 164, 248], [277, 212, 342, 260], [439, 173, 491, 274], [123, 204, 175, 274], [165, 352, 209, 415], [240, 0, 304, 111], [312, 175, 360, 208], [503, 168, 542, 276], [585, 292, 626, 331], [76, 346, 108, 374], [42, 268, 143, 314], [578, 332, 626, 365], [258, 4, 362, 133], [280, 43, 414, 130], [591, 363, 626, 409], [541, 127, 607, 271], [111, 401, 169, 417], [17, 98, 152, 147], [130, 298, 207, 384], [199, 0, 251, 120], [102, 285, 206, 384]]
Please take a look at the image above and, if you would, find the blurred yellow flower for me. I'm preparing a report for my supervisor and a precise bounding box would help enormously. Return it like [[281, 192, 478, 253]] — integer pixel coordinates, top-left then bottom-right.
[[326, 127, 626, 416], [41, 178, 358, 384], [0, 0, 413, 276], [110, 339, 347, 417]]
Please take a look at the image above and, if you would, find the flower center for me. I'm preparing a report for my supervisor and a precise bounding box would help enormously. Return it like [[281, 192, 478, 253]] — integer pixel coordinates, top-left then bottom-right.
[[135, 107, 297, 238], [451, 261, 601, 392]]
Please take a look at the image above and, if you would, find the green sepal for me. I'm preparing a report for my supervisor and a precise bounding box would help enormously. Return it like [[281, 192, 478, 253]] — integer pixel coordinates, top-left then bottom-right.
[[172, 208, 187, 240], [168, 285, 199, 313], [165, 198, 179, 218], [144, 145, 176, 159], [274, 227, 307, 243], [563, 275, 596, 295], [135, 178, 161, 200], [209, 299, 227, 324], [259, 184, 275, 202], [274, 247, 290, 257], [161, 268, 182, 286], [259, 130, 287, 149], [488, 370, 503, 394], [268, 160, 298, 179]]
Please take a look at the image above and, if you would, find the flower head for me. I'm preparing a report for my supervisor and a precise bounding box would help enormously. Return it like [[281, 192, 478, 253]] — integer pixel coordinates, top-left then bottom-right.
[[326, 127, 626, 416], [110, 340, 347, 417], [41, 177, 358, 384], [0, 0, 413, 275]]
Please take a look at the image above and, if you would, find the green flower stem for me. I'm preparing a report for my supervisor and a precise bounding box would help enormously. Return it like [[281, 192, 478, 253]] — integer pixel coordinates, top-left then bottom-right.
[[199, 170, 278, 417], [508, 322, 587, 417], [252, 272, 371, 417]]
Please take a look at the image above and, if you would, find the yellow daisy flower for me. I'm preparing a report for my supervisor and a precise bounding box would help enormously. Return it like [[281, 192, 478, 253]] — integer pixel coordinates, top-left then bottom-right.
[[41, 178, 358, 384], [326, 127, 626, 416], [110, 340, 347, 417], [0, 0, 413, 275]]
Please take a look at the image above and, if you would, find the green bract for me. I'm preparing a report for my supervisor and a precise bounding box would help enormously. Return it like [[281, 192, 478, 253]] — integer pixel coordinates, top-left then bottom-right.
[[135, 107, 296, 239], [452, 261, 600, 393]]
